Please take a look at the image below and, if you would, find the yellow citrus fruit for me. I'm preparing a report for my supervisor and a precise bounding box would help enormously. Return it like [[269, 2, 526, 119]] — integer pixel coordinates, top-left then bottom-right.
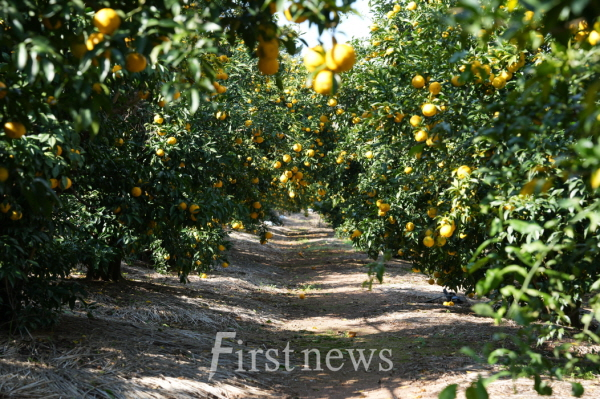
[[325, 44, 356, 73], [304, 46, 325, 72], [0, 82, 7, 99], [313, 70, 335, 95], [299, 292, 306, 299], [328, 98, 338, 107], [156, 149, 165, 157], [457, 165, 472, 179], [459, 233, 468, 239], [0, 167, 8, 182], [131, 187, 142, 197], [222, 262, 229, 268], [85, 32, 104, 51], [427, 207, 437, 218], [492, 76, 507, 89], [404, 166, 413, 174], [293, 143, 302, 152], [61, 177, 72, 190], [10, 210, 22, 221], [591, 168, 600, 189], [257, 38, 279, 60], [451, 75, 465, 87], [93, 8, 121, 35], [0, 203, 10, 213], [436, 236, 447, 247], [282, 154, 292, 163], [154, 115, 164, 124], [440, 224, 453, 237], [125, 53, 147, 73], [588, 30, 600, 45], [70, 43, 87, 59], [411, 75, 425, 88], [405, 222, 415, 231], [414, 130, 428, 142], [365, 151, 374, 159], [429, 81, 441, 95], [253, 201, 262, 209], [423, 236, 435, 247], [422, 103, 437, 117], [407, 1, 417, 11], [3, 122, 26, 139], [167, 137, 177, 145], [179, 202, 187, 210], [189, 204, 200, 214], [409, 115, 422, 127], [258, 57, 279, 75]]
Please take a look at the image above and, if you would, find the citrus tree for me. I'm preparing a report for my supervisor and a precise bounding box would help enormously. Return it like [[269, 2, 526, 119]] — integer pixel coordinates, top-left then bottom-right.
[[0, 0, 355, 330], [301, 0, 600, 395]]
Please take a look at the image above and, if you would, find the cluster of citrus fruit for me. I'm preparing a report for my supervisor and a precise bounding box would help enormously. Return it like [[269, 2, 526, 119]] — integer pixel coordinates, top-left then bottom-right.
[[257, 30, 280, 76], [303, 41, 356, 95]]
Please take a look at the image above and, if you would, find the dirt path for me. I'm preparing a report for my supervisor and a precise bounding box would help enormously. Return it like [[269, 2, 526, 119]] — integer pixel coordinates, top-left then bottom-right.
[[1, 212, 599, 398]]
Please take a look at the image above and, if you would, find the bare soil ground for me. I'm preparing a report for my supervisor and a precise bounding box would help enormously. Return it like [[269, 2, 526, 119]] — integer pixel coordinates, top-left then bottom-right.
[[1, 212, 599, 398]]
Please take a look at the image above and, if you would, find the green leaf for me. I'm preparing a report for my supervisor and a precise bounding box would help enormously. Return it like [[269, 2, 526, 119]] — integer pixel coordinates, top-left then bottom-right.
[[438, 384, 457, 399], [507, 220, 543, 235], [571, 382, 584, 397], [465, 377, 489, 399]]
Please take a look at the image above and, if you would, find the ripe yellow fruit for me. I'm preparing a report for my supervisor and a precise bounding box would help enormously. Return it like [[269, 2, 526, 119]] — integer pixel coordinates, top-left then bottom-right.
[[423, 236, 435, 247], [406, 1, 417, 11], [409, 115, 422, 127], [365, 151, 374, 159], [154, 115, 164, 124], [0, 82, 7, 99], [93, 8, 121, 35], [179, 202, 187, 210], [273, 161, 282, 169], [60, 177, 72, 190], [492, 76, 507, 89], [258, 57, 279, 75], [427, 207, 437, 218], [428, 278, 435, 285], [125, 53, 147, 73], [414, 130, 428, 142], [307, 149, 316, 157], [284, 3, 308, 23], [436, 236, 447, 247], [459, 233, 468, 239], [451, 75, 465, 87], [253, 201, 262, 209], [222, 262, 229, 268], [293, 143, 302, 152], [422, 103, 437, 117], [328, 98, 338, 107], [4, 122, 26, 139], [282, 154, 292, 163], [131, 187, 142, 197], [189, 204, 200, 214], [299, 292, 306, 299], [440, 224, 453, 237], [0, 167, 8, 182], [325, 43, 356, 73], [379, 203, 390, 212], [589, 30, 600, 45], [167, 137, 177, 145], [411, 75, 425, 88], [429, 81, 441, 95], [404, 166, 413, 174], [10, 210, 22, 221], [156, 149, 165, 157], [457, 165, 472, 179], [304, 46, 326, 72], [313, 70, 335, 95], [265, 232, 273, 239], [591, 168, 600, 189], [405, 222, 415, 231], [0, 203, 10, 213], [257, 38, 279, 59], [85, 32, 104, 51]]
